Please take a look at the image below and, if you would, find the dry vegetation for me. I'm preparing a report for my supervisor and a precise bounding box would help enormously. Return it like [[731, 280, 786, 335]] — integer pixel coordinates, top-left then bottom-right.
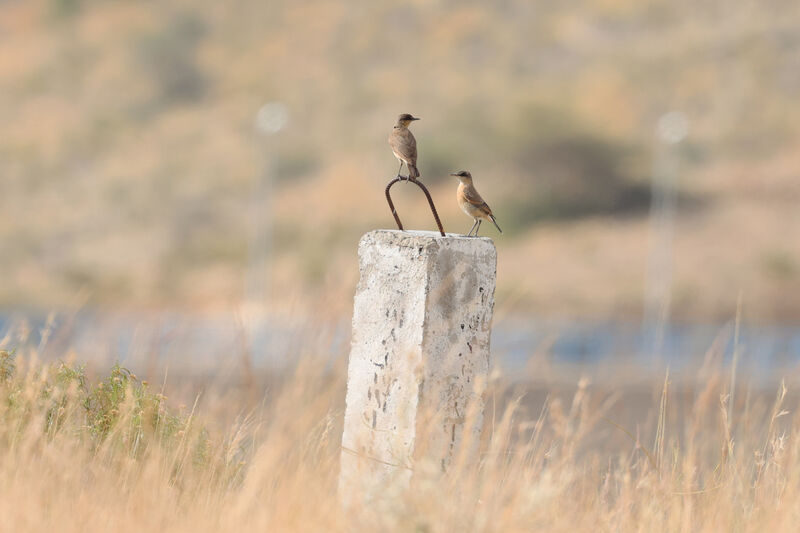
[[3, 1, 799, 530], [3, 326, 800, 532], [2, 0, 800, 320]]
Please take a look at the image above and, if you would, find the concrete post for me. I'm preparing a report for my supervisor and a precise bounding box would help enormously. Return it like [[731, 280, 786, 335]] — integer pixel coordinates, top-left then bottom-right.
[[339, 230, 496, 502]]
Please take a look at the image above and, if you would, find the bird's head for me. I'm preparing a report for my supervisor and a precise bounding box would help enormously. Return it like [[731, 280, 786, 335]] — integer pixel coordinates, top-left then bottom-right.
[[449, 170, 472, 183], [396, 113, 420, 127]]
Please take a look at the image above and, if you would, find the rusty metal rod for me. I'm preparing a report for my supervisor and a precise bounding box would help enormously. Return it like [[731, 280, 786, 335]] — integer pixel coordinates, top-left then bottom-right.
[[385, 177, 446, 237], [385, 177, 404, 230]]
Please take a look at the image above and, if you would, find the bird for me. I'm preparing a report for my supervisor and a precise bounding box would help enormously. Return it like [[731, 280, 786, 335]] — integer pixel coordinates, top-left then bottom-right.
[[388, 113, 420, 180], [451, 170, 502, 237]]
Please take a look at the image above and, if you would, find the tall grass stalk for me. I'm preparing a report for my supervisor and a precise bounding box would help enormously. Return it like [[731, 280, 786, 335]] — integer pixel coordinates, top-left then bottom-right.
[[1, 348, 800, 531]]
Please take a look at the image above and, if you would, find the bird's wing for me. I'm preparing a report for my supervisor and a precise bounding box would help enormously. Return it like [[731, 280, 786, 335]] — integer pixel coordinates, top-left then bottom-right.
[[463, 186, 493, 216], [389, 129, 417, 163]]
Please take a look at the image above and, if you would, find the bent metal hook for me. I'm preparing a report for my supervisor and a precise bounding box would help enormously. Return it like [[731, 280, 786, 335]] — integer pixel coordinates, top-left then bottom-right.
[[385, 177, 446, 237]]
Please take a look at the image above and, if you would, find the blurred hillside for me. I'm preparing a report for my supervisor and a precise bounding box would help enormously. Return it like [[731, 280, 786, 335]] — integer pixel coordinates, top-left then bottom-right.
[[1, 0, 799, 321]]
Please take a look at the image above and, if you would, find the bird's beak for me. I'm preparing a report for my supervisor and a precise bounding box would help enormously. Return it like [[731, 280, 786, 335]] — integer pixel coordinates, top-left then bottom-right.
[[411, 117, 420, 121], [449, 173, 459, 177]]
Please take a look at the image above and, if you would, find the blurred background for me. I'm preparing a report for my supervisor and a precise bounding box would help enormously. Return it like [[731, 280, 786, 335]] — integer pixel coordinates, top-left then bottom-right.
[[1, 0, 799, 376]]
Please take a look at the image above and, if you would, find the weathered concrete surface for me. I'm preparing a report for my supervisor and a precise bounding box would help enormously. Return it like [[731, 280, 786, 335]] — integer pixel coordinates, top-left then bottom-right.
[[339, 230, 496, 502]]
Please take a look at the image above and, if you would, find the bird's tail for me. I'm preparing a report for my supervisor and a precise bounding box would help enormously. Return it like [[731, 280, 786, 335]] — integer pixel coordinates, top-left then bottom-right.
[[408, 163, 420, 179], [490, 215, 503, 234]]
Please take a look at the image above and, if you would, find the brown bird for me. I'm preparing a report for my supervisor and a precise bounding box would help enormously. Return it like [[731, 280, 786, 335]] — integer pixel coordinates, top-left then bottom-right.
[[388, 113, 420, 180], [451, 170, 503, 237]]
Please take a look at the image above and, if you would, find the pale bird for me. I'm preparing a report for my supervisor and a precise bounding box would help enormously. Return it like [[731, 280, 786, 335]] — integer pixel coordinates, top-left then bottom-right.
[[388, 113, 420, 180], [451, 170, 502, 237]]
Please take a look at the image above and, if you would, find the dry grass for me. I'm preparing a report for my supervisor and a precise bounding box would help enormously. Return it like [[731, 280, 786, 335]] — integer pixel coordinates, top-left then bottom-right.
[[3, 332, 800, 532]]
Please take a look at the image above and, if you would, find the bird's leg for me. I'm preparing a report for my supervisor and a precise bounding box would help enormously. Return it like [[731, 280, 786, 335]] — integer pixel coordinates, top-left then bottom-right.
[[475, 220, 482, 237], [467, 219, 478, 237], [397, 161, 404, 179]]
